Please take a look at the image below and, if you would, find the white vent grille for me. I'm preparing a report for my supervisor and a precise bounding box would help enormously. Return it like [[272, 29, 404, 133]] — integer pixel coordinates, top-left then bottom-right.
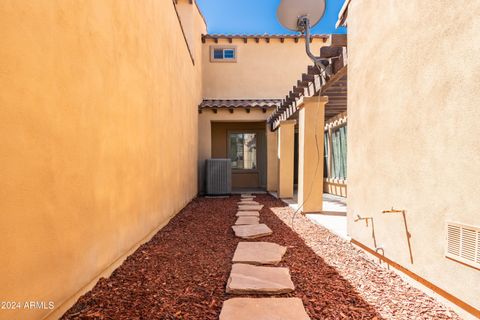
[[446, 221, 480, 269]]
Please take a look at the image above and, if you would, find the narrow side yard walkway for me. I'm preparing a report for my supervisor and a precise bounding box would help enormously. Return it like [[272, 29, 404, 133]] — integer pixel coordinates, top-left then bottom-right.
[[62, 195, 459, 319]]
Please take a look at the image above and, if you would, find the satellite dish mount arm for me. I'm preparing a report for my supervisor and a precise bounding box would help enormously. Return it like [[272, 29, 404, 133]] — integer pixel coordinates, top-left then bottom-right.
[[297, 15, 327, 72]]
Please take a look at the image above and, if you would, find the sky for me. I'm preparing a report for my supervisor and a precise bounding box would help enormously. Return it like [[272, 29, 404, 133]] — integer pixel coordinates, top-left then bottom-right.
[[196, 0, 347, 35]]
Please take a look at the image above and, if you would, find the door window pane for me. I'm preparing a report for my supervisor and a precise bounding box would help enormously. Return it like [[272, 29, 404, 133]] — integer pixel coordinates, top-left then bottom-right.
[[229, 133, 257, 169]]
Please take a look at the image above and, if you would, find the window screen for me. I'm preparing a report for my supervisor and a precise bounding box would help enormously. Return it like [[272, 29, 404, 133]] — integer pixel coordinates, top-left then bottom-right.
[[211, 47, 237, 61]]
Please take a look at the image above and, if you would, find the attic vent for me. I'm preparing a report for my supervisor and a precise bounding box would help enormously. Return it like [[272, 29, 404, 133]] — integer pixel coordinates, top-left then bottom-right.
[[446, 221, 480, 269]]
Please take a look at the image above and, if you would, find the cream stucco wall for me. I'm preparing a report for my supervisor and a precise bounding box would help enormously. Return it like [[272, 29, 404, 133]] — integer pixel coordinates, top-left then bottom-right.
[[277, 120, 296, 198], [202, 38, 326, 99], [298, 96, 327, 213], [347, 0, 480, 316], [0, 1, 205, 319], [199, 37, 328, 192], [266, 127, 279, 192]]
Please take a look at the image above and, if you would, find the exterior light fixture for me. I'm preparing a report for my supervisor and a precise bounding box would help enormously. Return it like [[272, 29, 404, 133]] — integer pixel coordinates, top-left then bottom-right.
[[276, 0, 328, 70]]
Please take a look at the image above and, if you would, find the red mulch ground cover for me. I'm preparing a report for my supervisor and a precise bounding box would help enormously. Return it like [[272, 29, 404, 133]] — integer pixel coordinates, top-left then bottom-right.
[[62, 195, 460, 320]]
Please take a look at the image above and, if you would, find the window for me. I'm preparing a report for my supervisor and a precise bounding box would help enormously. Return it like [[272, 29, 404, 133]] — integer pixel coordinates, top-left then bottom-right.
[[223, 49, 235, 59], [210, 46, 237, 62], [324, 125, 347, 180], [324, 131, 330, 178], [229, 133, 257, 169], [332, 125, 347, 179], [213, 49, 224, 59]]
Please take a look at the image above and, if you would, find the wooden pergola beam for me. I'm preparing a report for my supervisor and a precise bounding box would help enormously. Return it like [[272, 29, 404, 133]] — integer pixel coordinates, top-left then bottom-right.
[[320, 46, 343, 58], [326, 103, 347, 107], [302, 73, 315, 83], [269, 44, 348, 129], [294, 87, 305, 95], [325, 92, 347, 97], [297, 80, 309, 88], [307, 65, 322, 75], [321, 66, 347, 94], [201, 34, 329, 43], [330, 34, 347, 47]]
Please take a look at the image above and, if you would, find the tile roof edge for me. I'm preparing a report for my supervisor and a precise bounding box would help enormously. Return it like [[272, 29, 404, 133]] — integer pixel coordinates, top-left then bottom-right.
[[202, 34, 329, 38]]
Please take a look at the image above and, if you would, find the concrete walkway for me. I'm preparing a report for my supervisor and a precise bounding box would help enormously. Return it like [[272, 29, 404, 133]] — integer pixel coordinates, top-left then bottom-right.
[[271, 191, 349, 240]]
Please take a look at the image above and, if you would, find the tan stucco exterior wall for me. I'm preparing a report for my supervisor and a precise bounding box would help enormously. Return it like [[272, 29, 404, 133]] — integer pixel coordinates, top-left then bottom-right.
[[347, 0, 480, 315], [298, 96, 327, 213], [202, 38, 326, 99], [199, 37, 328, 192], [277, 120, 296, 198], [0, 1, 205, 319], [266, 128, 279, 192]]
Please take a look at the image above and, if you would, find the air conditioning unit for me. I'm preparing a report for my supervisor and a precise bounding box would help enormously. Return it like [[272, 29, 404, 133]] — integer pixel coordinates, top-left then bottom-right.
[[205, 159, 232, 195]]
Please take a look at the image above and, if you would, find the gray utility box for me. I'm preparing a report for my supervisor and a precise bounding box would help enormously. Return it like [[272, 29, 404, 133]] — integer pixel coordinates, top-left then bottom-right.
[[205, 159, 232, 195]]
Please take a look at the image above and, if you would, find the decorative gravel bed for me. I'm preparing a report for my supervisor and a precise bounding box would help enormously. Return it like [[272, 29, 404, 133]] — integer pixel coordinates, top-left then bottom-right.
[[62, 195, 460, 320]]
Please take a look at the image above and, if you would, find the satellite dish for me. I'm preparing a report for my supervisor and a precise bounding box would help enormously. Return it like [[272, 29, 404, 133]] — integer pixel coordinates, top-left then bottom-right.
[[276, 0, 326, 32]]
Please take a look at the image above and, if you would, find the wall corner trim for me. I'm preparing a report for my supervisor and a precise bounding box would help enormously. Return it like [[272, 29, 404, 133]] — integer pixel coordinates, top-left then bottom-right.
[[172, 0, 195, 66]]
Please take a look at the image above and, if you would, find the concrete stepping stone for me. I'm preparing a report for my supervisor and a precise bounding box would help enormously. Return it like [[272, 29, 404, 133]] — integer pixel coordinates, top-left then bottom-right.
[[235, 216, 260, 225], [226, 264, 295, 294], [238, 204, 263, 211], [241, 194, 254, 198], [232, 242, 287, 265], [232, 224, 272, 239], [236, 211, 259, 217], [238, 200, 259, 205], [220, 298, 310, 320]]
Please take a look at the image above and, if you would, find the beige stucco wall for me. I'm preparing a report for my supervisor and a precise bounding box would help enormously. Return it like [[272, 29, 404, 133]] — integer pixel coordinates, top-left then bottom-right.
[[266, 127, 279, 192], [298, 96, 326, 212], [198, 109, 273, 192], [277, 120, 296, 198], [199, 37, 327, 192], [347, 0, 480, 315], [202, 38, 326, 99], [0, 1, 205, 319]]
